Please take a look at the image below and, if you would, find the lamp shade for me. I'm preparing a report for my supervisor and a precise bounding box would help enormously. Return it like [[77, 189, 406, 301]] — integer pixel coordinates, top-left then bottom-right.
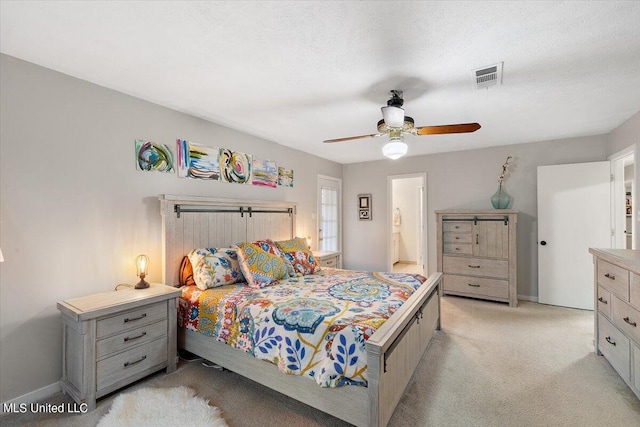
[[136, 254, 149, 276], [135, 254, 150, 289], [382, 138, 408, 160], [381, 105, 405, 128], [0, 248, 4, 263]]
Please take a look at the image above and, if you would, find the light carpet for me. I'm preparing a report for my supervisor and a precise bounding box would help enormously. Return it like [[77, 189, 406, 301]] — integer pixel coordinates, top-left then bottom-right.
[[97, 386, 227, 427]]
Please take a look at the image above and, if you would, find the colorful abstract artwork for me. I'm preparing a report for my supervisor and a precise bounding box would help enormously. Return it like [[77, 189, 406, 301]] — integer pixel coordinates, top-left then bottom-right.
[[220, 149, 252, 184], [135, 140, 174, 172], [251, 158, 278, 188], [176, 139, 220, 180], [278, 167, 294, 187]]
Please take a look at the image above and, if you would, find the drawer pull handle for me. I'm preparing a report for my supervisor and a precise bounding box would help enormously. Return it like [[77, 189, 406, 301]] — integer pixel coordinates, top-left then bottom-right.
[[604, 273, 616, 280], [124, 355, 147, 368], [124, 332, 147, 343], [124, 313, 147, 323], [467, 283, 480, 288], [623, 317, 637, 327], [597, 297, 608, 304], [468, 265, 481, 269], [476, 234, 479, 244], [455, 247, 460, 251], [605, 336, 616, 346], [455, 226, 459, 229]]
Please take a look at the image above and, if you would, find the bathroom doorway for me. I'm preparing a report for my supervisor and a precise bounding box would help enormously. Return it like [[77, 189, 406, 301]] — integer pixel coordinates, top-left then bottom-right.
[[388, 173, 427, 275]]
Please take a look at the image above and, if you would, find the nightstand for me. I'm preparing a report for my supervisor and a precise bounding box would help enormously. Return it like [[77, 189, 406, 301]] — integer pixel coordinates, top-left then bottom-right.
[[57, 284, 181, 410], [313, 250, 342, 268]]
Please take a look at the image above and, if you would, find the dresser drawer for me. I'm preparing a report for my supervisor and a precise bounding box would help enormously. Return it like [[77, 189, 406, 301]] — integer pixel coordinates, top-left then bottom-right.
[[443, 244, 473, 255], [597, 259, 629, 300], [443, 274, 509, 299], [598, 313, 630, 381], [597, 286, 611, 317], [444, 233, 472, 244], [97, 319, 168, 360], [634, 342, 640, 390], [612, 295, 640, 344], [631, 273, 640, 309], [443, 256, 509, 279], [443, 221, 472, 233], [97, 302, 167, 338], [97, 337, 168, 392]]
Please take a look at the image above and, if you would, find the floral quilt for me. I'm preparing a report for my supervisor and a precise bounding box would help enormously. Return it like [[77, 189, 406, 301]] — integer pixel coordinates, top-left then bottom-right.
[[178, 268, 426, 387]]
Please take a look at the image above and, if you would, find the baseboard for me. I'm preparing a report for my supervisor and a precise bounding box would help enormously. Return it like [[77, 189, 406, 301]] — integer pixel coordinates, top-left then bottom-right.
[[518, 294, 539, 303], [1, 382, 61, 414]]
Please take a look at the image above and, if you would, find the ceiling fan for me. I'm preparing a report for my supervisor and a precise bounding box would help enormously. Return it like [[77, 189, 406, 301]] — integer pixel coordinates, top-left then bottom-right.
[[323, 90, 481, 159]]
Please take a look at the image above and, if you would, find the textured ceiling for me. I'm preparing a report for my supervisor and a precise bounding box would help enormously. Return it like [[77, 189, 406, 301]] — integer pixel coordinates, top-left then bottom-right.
[[2, 1, 639, 164]]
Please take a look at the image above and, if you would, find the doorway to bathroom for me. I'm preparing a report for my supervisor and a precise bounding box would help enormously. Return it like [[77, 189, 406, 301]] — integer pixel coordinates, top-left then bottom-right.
[[388, 173, 427, 275]]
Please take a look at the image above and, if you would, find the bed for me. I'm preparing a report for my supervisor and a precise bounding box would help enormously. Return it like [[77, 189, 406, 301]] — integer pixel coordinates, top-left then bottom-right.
[[160, 195, 442, 427]]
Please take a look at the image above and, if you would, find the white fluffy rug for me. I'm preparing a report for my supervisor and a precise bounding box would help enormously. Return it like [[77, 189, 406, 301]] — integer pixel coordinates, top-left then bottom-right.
[[97, 386, 228, 427]]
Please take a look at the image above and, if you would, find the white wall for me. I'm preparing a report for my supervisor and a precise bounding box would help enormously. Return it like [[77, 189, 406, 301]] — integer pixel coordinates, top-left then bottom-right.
[[343, 135, 609, 300], [0, 54, 342, 403]]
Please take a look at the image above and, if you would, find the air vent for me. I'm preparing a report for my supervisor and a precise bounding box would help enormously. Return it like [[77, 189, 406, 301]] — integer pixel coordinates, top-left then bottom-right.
[[472, 62, 503, 89]]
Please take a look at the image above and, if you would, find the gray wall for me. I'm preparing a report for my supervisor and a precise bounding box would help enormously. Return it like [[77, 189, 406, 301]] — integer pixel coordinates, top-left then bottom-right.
[[342, 135, 609, 299], [0, 54, 341, 403]]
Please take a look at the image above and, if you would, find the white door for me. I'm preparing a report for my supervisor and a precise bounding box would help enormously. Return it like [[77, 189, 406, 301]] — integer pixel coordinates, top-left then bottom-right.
[[537, 162, 611, 310]]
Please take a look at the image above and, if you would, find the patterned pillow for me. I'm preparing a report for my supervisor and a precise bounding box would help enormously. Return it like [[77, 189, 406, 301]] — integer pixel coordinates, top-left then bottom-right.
[[275, 237, 320, 276], [187, 248, 245, 290], [235, 240, 290, 288]]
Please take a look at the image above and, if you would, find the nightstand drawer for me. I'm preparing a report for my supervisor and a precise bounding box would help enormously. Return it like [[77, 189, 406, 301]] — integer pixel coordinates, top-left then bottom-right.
[[97, 302, 166, 338], [97, 319, 168, 360], [97, 337, 168, 392], [320, 256, 338, 268]]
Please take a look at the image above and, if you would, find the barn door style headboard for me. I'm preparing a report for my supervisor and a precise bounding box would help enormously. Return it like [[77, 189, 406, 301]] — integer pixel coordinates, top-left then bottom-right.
[[159, 195, 297, 286]]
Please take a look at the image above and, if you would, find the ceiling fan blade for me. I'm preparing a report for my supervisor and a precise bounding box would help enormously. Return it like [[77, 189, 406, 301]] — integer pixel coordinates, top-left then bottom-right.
[[323, 133, 382, 143], [415, 123, 481, 136]]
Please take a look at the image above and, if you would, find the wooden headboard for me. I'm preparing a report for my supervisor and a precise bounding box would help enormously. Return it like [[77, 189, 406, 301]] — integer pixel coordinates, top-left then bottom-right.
[[160, 195, 297, 286]]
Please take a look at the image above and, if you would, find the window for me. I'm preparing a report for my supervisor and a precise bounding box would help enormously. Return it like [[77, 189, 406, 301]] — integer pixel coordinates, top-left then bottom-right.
[[317, 176, 341, 252]]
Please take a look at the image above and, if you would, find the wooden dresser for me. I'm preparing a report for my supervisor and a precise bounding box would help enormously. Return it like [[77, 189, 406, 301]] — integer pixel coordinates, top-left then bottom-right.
[[589, 248, 640, 399], [436, 210, 518, 307], [57, 284, 181, 410]]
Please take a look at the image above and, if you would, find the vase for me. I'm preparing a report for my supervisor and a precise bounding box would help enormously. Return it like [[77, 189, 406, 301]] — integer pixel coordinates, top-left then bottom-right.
[[491, 183, 511, 209]]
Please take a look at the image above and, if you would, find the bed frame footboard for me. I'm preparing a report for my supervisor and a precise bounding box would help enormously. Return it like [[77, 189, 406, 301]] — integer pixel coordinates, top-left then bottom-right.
[[366, 272, 442, 427]]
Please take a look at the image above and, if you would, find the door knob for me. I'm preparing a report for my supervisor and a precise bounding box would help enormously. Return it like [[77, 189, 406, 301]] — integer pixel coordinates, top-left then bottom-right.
[[540, 241, 547, 246]]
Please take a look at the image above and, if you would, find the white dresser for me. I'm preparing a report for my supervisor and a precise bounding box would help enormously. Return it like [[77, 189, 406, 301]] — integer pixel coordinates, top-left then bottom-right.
[[57, 284, 181, 410], [589, 248, 640, 399], [436, 210, 518, 307]]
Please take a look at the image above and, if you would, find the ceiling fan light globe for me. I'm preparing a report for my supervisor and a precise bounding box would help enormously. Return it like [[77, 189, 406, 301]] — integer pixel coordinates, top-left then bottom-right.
[[381, 106, 405, 128], [382, 140, 408, 160]]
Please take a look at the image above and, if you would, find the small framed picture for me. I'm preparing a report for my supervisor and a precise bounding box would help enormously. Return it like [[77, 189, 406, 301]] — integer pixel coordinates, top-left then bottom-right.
[[358, 194, 372, 221]]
